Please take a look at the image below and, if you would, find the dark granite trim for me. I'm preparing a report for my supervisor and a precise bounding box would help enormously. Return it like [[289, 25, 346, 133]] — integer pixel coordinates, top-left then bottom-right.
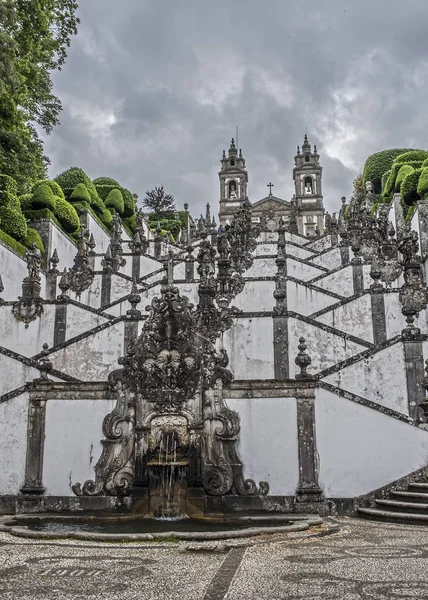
[[316, 335, 402, 379], [20, 396, 46, 495], [371, 293, 387, 346], [273, 316, 289, 379], [318, 380, 416, 426], [403, 339, 425, 419], [31, 316, 124, 359], [0, 346, 78, 382], [287, 311, 373, 349], [309, 263, 350, 284], [0, 384, 28, 404], [357, 464, 428, 509], [100, 272, 112, 307], [286, 276, 345, 300], [296, 387, 323, 503], [53, 303, 67, 346], [65, 298, 116, 320], [352, 263, 364, 295], [308, 291, 367, 319]]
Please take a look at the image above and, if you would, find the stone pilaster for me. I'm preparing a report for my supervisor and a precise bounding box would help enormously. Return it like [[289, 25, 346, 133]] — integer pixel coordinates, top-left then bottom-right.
[[100, 272, 112, 308], [403, 338, 425, 419], [273, 318, 289, 379], [21, 396, 47, 494], [295, 385, 323, 506], [370, 292, 387, 346], [185, 246, 195, 281], [53, 303, 67, 346], [352, 263, 364, 294], [132, 254, 140, 281], [340, 246, 350, 265], [46, 273, 57, 301]]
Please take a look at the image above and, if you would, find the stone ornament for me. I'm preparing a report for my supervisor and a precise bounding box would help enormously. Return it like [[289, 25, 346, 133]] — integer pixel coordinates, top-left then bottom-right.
[[73, 278, 268, 499], [12, 243, 44, 328], [295, 337, 312, 379], [68, 228, 94, 295]]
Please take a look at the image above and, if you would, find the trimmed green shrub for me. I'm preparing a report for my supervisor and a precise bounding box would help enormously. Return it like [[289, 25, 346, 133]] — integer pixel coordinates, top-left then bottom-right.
[[32, 179, 65, 199], [105, 188, 124, 214], [70, 183, 91, 203], [363, 148, 415, 193], [19, 194, 33, 211], [395, 165, 415, 192], [394, 150, 428, 164], [124, 213, 136, 235], [54, 196, 80, 234], [99, 207, 113, 227], [24, 228, 45, 253], [381, 170, 391, 193], [55, 167, 90, 191], [401, 168, 423, 205], [0, 190, 20, 210], [71, 201, 91, 213], [0, 174, 18, 195], [31, 182, 57, 211], [93, 176, 120, 187], [417, 167, 428, 199], [93, 184, 114, 201], [121, 188, 136, 218], [0, 206, 27, 241], [0, 229, 27, 257], [55, 167, 105, 216]]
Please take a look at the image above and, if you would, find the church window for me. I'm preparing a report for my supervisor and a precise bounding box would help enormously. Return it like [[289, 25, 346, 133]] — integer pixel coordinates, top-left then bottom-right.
[[228, 180, 237, 199], [304, 177, 313, 195], [305, 155, 310, 162], [230, 159, 235, 166], [267, 218, 277, 231]]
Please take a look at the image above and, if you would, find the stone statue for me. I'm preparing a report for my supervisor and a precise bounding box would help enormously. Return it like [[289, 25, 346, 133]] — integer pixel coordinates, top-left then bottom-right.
[[26, 243, 42, 280]]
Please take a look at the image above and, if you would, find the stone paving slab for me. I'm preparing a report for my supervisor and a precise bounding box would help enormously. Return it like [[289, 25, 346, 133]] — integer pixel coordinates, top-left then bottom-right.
[[1, 517, 428, 599]]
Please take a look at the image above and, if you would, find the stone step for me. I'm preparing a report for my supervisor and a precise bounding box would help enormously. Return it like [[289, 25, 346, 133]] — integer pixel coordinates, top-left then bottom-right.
[[409, 482, 428, 491], [374, 498, 428, 513], [390, 490, 428, 501], [358, 507, 428, 523]]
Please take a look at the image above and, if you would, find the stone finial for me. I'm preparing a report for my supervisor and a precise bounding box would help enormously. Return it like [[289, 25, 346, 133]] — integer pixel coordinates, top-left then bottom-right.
[[88, 233, 96, 255], [126, 279, 141, 319], [58, 268, 70, 300], [36, 343, 53, 381], [102, 245, 113, 274], [295, 337, 312, 379], [49, 249, 60, 275]]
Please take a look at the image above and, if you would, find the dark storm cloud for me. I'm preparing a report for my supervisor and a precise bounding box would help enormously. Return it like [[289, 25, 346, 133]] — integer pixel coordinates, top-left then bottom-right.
[[44, 0, 428, 214]]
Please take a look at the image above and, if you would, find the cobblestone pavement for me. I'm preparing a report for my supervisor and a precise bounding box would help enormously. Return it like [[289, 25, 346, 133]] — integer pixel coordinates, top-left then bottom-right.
[[1, 517, 428, 599]]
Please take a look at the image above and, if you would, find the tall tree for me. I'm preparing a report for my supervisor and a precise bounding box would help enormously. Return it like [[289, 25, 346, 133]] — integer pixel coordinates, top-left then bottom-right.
[[143, 186, 176, 213], [0, 0, 79, 191]]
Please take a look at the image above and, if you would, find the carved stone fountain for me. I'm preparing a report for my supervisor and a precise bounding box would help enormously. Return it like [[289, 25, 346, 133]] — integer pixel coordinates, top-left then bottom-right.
[[73, 199, 269, 517]]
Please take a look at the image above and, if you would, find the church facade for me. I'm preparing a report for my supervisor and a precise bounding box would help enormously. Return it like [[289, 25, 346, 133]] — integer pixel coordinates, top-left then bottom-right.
[[219, 135, 324, 237]]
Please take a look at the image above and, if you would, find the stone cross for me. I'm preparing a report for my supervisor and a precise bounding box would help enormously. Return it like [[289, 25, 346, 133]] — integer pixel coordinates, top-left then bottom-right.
[[267, 182, 274, 195]]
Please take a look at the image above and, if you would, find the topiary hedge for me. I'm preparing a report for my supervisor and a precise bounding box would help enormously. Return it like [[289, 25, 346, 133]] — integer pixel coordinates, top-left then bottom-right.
[[0, 206, 27, 241], [69, 183, 91, 203], [0, 174, 18, 195], [31, 182, 57, 211], [401, 168, 423, 205], [395, 164, 415, 192], [32, 179, 65, 199], [394, 150, 428, 164], [105, 188, 124, 214], [19, 194, 33, 211], [24, 228, 44, 253], [363, 148, 413, 193], [54, 196, 80, 234], [55, 167, 106, 219], [95, 184, 136, 218], [0, 190, 20, 210], [0, 229, 27, 257], [417, 167, 428, 199], [92, 176, 120, 187]]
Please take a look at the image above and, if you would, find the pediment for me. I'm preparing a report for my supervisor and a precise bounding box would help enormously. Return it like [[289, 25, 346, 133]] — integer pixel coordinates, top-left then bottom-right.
[[252, 196, 290, 211]]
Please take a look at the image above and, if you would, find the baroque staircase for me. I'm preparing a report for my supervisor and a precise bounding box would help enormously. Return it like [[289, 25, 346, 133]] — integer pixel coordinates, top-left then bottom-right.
[[358, 480, 428, 524]]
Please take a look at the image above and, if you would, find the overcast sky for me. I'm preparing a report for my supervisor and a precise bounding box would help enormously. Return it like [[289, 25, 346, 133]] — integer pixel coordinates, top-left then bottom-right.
[[44, 0, 428, 215]]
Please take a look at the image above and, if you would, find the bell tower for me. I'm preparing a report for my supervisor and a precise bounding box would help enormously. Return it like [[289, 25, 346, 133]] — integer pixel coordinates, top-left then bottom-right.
[[218, 138, 248, 226], [293, 134, 324, 236]]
